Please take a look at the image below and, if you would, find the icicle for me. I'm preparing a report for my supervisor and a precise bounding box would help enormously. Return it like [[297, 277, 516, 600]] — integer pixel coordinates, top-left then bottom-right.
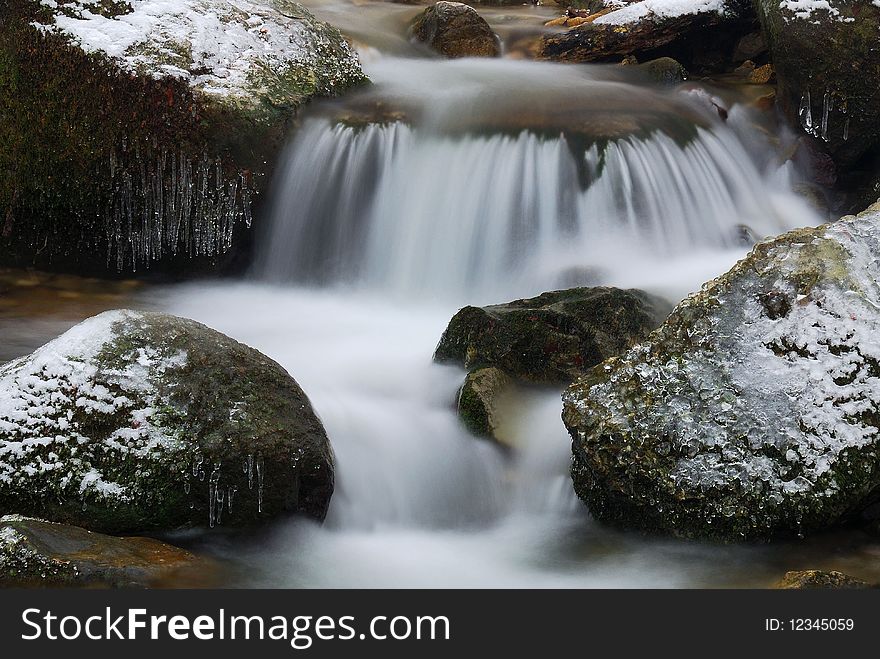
[[256, 454, 265, 513]]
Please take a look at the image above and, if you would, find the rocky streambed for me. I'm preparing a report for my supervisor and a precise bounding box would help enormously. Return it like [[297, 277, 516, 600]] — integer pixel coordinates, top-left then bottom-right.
[[3, 0, 880, 588]]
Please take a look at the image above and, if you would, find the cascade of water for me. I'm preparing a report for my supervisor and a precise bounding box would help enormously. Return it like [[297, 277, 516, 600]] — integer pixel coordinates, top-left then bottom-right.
[[259, 110, 812, 302]]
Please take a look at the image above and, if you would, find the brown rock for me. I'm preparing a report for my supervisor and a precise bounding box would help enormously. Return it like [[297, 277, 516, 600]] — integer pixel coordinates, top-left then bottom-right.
[[0, 516, 217, 587], [409, 2, 500, 59], [776, 570, 871, 590]]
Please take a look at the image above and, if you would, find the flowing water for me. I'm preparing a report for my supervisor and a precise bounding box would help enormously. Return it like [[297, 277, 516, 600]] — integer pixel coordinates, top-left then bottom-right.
[[8, 0, 880, 586]]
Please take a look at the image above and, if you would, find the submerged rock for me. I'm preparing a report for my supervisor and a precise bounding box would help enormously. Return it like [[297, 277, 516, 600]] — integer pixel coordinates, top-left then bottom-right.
[[564, 205, 880, 541], [776, 570, 871, 590], [409, 2, 501, 59], [0, 515, 212, 587], [538, 0, 755, 73], [0, 0, 366, 277], [435, 287, 672, 385], [457, 367, 514, 445], [0, 310, 334, 533]]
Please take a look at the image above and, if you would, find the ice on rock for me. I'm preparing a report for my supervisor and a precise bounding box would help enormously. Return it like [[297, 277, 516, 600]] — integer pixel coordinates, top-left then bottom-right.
[[564, 205, 880, 539]]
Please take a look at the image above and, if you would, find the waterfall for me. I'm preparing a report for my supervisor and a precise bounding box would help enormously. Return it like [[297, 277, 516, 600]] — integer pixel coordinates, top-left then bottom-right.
[[258, 114, 813, 301], [162, 56, 824, 586]]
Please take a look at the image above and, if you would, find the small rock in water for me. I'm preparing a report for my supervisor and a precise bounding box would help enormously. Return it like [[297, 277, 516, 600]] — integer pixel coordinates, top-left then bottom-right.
[[457, 367, 515, 447], [776, 570, 871, 590], [409, 2, 501, 59], [435, 287, 672, 385], [0, 515, 214, 588]]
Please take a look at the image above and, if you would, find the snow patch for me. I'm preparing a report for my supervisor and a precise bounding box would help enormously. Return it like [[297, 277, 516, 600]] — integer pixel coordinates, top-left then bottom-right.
[[594, 0, 729, 25], [35, 0, 362, 100]]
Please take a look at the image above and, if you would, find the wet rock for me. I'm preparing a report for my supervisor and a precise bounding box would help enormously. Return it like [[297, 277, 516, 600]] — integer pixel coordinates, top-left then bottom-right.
[[0, 0, 367, 277], [0, 310, 334, 534], [435, 287, 672, 385], [754, 1, 880, 176], [632, 57, 687, 85], [731, 30, 766, 62], [538, 0, 756, 74], [457, 367, 513, 444], [776, 570, 871, 590], [564, 205, 880, 541], [0, 515, 212, 587], [409, 2, 501, 59]]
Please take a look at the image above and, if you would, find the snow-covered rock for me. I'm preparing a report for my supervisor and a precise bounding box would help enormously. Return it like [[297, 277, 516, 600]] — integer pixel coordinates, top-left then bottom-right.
[[0, 310, 334, 533], [0, 0, 366, 276], [538, 0, 755, 72], [753, 1, 880, 180], [35, 0, 365, 104], [564, 203, 880, 540]]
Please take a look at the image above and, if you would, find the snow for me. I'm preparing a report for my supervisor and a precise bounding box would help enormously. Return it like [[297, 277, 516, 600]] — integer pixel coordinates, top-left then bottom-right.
[[0, 310, 186, 504], [779, 0, 859, 21], [594, 0, 729, 25], [35, 0, 361, 99]]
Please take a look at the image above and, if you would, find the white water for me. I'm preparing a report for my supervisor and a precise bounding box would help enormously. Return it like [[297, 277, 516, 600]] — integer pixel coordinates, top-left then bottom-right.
[[159, 54, 822, 586]]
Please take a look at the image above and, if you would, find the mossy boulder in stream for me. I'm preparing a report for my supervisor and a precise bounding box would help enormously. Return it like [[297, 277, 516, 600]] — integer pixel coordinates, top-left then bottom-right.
[[0, 515, 212, 587], [752, 1, 880, 178], [0, 0, 366, 276], [564, 204, 880, 541], [409, 2, 501, 59], [435, 287, 672, 385], [457, 367, 513, 444], [0, 310, 334, 533]]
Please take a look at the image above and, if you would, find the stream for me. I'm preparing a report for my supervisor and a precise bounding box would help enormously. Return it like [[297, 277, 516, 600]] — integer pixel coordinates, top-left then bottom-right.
[[5, 0, 880, 587]]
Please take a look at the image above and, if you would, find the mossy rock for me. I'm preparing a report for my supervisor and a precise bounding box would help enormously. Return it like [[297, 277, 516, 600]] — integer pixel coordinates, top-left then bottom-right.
[[457, 367, 513, 444], [0, 515, 214, 587], [0, 0, 367, 277], [435, 287, 672, 385], [564, 204, 880, 541], [409, 2, 501, 59], [0, 310, 334, 533], [776, 570, 871, 590], [630, 57, 688, 85], [753, 1, 880, 175]]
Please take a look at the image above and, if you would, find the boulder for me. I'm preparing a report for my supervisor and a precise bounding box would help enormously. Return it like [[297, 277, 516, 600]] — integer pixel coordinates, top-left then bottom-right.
[[564, 204, 880, 541], [409, 2, 501, 59], [0, 0, 366, 277], [753, 1, 880, 191], [435, 287, 672, 384], [538, 0, 756, 73], [776, 570, 871, 590], [0, 310, 334, 533], [457, 367, 513, 445], [0, 515, 212, 587]]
